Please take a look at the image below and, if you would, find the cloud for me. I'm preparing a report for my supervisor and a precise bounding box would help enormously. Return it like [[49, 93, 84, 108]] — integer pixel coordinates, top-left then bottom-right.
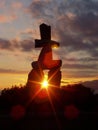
[[63, 68, 97, 78], [0, 68, 27, 74], [11, 2, 23, 9], [20, 29, 33, 35], [29, 0, 98, 54], [63, 72, 97, 79], [0, 38, 34, 52], [0, 15, 9, 23], [0, 14, 17, 23], [0, 1, 5, 8], [62, 63, 97, 70], [67, 12, 98, 40], [0, 0, 97, 79], [62, 57, 98, 62], [0, 1, 25, 24], [20, 39, 34, 52], [0, 38, 12, 50], [30, 1, 53, 18], [3, 0, 98, 54]]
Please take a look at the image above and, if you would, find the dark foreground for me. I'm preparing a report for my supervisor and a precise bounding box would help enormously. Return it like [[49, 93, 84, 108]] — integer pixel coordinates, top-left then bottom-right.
[[0, 84, 98, 130]]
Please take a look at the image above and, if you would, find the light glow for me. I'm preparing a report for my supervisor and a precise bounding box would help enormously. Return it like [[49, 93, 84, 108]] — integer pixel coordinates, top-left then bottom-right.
[[52, 45, 59, 49], [41, 75, 48, 89]]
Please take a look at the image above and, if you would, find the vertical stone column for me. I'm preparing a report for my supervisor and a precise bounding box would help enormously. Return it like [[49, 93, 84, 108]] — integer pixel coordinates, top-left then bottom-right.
[[48, 68, 61, 87], [27, 69, 44, 87]]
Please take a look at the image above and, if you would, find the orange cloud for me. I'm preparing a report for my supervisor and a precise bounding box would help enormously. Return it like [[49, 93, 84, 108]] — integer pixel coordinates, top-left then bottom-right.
[[11, 2, 23, 9], [20, 29, 33, 35], [0, 15, 7, 23], [66, 12, 76, 19], [0, 14, 17, 23]]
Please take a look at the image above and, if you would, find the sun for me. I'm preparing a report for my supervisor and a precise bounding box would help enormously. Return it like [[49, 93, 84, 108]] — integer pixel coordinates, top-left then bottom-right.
[[42, 80, 48, 89], [41, 75, 48, 89]]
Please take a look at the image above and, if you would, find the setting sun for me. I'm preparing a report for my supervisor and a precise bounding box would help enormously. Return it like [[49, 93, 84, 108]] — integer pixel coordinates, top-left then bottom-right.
[[42, 80, 48, 89], [41, 75, 48, 89]]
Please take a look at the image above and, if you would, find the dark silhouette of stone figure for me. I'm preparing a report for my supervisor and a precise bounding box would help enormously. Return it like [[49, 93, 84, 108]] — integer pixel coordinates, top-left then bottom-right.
[[27, 23, 62, 88]]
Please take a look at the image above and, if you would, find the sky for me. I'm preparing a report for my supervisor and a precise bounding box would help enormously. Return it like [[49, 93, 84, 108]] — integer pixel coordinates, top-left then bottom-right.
[[0, 0, 98, 90]]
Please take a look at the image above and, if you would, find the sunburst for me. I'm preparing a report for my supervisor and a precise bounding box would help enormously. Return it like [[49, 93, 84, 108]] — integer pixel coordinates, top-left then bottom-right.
[[41, 74, 48, 89]]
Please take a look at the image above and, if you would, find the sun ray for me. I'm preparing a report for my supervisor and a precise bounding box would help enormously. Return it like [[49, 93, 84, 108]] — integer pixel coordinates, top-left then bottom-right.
[[47, 90, 61, 130], [48, 68, 59, 82], [25, 87, 42, 107], [48, 68, 61, 87], [25, 79, 43, 107]]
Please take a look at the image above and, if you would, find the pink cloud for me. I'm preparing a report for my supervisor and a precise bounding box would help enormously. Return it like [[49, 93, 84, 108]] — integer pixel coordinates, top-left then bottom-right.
[[0, 1, 5, 8]]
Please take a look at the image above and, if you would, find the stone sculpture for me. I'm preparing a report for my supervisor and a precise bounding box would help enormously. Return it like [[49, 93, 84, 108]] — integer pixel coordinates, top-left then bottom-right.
[[27, 23, 62, 88]]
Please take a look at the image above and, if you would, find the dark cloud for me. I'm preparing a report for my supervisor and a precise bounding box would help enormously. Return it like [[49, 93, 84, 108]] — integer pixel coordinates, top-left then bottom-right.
[[0, 68, 27, 74], [58, 0, 98, 16], [0, 0, 98, 79], [63, 71, 97, 78], [1, 0, 97, 55], [69, 12, 98, 38], [20, 39, 34, 52], [63, 68, 97, 78], [0, 38, 21, 51], [30, 0, 98, 53], [30, 1, 55, 19], [0, 38, 12, 50], [58, 4, 98, 58], [0, 38, 34, 52], [62, 57, 98, 63], [56, 13, 98, 58], [62, 63, 97, 69], [28, 0, 98, 78]]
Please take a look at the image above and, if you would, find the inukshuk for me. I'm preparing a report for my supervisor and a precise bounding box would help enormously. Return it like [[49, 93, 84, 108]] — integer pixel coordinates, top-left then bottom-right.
[[27, 23, 62, 89]]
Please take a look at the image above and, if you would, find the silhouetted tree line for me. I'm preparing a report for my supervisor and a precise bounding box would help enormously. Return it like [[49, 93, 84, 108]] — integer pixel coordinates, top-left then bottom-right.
[[0, 84, 98, 130]]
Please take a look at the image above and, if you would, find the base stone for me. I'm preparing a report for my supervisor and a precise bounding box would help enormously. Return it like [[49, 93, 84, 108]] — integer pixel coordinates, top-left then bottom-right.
[[27, 69, 44, 87]]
